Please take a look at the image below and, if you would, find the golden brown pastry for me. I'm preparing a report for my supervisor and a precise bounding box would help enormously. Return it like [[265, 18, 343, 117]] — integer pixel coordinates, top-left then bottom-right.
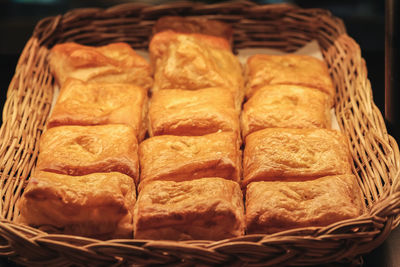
[[245, 175, 366, 234], [138, 132, 241, 188], [153, 16, 233, 45], [241, 84, 332, 138], [134, 178, 244, 240], [17, 171, 135, 239], [36, 124, 139, 183], [245, 54, 335, 99], [47, 78, 148, 141], [243, 128, 352, 187], [149, 31, 244, 109], [149, 87, 239, 137], [49, 42, 152, 89]]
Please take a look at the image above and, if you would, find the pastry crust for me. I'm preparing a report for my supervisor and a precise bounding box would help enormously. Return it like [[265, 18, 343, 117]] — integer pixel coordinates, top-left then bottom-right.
[[241, 84, 332, 138], [138, 131, 241, 188], [134, 178, 244, 240], [47, 78, 148, 141], [245, 175, 366, 234], [243, 128, 352, 187], [17, 171, 135, 239], [149, 31, 244, 109], [245, 54, 335, 99], [36, 124, 139, 183], [49, 42, 152, 89], [153, 16, 233, 45], [149, 87, 239, 136]]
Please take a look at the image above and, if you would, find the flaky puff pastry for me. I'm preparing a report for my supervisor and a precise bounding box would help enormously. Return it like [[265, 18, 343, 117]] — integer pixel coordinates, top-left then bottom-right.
[[17, 171, 135, 239], [245, 54, 335, 99], [149, 31, 244, 109], [49, 42, 152, 89], [245, 175, 366, 234], [134, 178, 244, 240], [36, 124, 139, 183], [241, 84, 332, 138], [47, 78, 148, 141], [138, 132, 241, 189], [243, 128, 352, 187], [149, 87, 239, 137]]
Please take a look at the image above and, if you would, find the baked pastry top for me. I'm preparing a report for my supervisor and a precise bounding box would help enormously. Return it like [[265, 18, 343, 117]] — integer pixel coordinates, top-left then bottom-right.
[[49, 42, 152, 89], [134, 178, 244, 240], [153, 16, 233, 45], [243, 128, 352, 187], [149, 87, 239, 136], [17, 171, 135, 239], [241, 84, 332, 138], [245, 54, 335, 99], [36, 124, 139, 183], [47, 78, 148, 141], [149, 31, 244, 109], [138, 131, 241, 188], [245, 175, 365, 234]]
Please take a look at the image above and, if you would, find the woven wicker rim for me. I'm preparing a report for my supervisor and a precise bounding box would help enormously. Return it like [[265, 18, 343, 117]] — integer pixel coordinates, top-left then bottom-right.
[[0, 1, 399, 266]]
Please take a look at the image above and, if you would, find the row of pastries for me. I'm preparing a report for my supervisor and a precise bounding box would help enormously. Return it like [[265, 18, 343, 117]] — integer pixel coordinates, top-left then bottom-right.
[[17, 17, 365, 240]]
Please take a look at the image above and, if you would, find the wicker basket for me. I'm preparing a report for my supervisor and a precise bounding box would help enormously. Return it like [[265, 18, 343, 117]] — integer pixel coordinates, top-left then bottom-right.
[[0, 1, 399, 266]]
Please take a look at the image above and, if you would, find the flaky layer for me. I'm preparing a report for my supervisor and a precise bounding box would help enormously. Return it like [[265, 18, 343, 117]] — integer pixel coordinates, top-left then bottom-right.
[[243, 128, 352, 187], [17, 171, 135, 239], [245, 175, 366, 234], [134, 178, 244, 240], [149, 87, 239, 136]]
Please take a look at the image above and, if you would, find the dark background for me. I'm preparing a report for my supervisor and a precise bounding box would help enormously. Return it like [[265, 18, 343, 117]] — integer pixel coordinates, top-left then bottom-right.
[[0, 0, 397, 266]]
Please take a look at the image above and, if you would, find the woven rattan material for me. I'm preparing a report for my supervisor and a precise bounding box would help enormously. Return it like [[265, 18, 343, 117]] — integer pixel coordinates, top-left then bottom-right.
[[0, 1, 399, 266]]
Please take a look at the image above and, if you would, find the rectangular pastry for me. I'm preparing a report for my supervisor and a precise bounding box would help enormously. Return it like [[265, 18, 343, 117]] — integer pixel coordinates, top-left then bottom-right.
[[149, 87, 239, 136], [49, 42, 153, 89], [245, 54, 335, 99], [243, 128, 352, 187], [17, 171, 136, 239], [149, 31, 244, 109], [134, 178, 244, 240], [36, 124, 139, 183], [153, 16, 233, 45], [245, 175, 366, 234], [47, 78, 148, 141], [241, 84, 332, 138], [138, 131, 241, 188]]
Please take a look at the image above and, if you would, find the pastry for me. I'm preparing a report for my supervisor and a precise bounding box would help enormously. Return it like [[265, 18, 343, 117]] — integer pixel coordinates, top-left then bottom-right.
[[149, 87, 239, 136], [243, 128, 352, 187], [36, 124, 139, 183], [47, 78, 148, 141], [138, 131, 241, 188], [153, 16, 233, 45], [149, 31, 244, 109], [245, 54, 335, 99], [241, 84, 332, 138], [134, 178, 244, 240], [49, 42, 152, 89], [245, 175, 366, 234], [17, 171, 135, 239]]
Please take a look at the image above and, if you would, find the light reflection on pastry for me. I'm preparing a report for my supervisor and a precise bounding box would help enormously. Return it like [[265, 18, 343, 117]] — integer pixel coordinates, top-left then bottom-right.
[[149, 31, 244, 109], [245, 175, 366, 234], [47, 78, 148, 141], [134, 178, 244, 240], [245, 54, 335, 99], [17, 171, 135, 239], [149, 87, 239, 137], [36, 124, 139, 183], [241, 84, 332, 138], [243, 128, 352, 187], [138, 131, 241, 189], [49, 42, 152, 89]]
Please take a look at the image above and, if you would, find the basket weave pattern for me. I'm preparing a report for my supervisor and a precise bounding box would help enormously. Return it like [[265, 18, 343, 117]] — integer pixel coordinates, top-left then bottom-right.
[[0, 2, 399, 266]]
